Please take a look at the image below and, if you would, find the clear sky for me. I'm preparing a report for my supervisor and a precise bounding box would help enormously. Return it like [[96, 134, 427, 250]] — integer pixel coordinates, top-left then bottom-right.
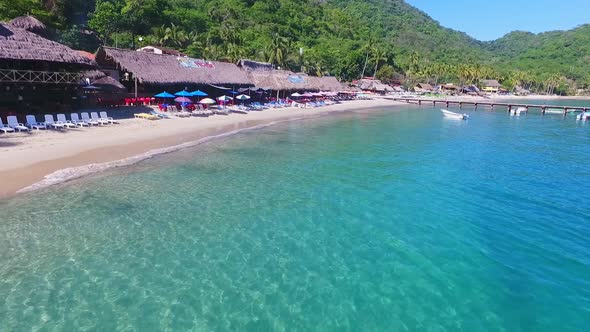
[[406, 0, 590, 41]]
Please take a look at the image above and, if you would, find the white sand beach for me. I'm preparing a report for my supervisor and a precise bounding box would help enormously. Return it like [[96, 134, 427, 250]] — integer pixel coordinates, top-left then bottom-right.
[[0, 99, 403, 198]]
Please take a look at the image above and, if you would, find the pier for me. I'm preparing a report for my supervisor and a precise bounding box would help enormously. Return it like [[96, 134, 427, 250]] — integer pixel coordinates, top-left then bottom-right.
[[387, 98, 590, 115]]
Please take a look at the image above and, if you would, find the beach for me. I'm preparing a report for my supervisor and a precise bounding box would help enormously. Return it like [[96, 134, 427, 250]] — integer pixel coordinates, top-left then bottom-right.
[[0, 98, 402, 199]]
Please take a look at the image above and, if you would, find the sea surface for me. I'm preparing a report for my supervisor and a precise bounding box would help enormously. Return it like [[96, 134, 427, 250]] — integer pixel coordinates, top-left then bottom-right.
[[1, 101, 590, 331]]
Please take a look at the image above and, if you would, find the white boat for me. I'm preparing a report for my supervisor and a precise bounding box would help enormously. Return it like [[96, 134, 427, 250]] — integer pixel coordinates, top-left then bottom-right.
[[441, 109, 469, 120], [511, 107, 528, 116], [577, 112, 590, 121]]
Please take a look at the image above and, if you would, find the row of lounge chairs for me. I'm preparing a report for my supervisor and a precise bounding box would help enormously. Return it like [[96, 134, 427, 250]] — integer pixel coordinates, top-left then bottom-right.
[[0, 112, 117, 133], [131, 99, 338, 121]]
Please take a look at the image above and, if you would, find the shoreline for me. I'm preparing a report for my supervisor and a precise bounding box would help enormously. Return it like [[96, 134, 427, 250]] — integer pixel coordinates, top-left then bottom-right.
[[0, 99, 403, 199]]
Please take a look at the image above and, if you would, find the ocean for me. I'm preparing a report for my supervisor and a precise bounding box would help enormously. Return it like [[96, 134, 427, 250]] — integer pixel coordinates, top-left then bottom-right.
[[1, 102, 589, 331]]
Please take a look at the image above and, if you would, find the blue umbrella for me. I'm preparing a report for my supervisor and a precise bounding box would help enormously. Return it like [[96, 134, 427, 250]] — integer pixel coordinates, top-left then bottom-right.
[[190, 90, 208, 97], [175, 90, 192, 97], [154, 92, 175, 98]]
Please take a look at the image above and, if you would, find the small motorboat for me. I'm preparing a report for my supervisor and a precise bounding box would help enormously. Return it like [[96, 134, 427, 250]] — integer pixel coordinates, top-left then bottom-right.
[[577, 112, 590, 121], [441, 109, 469, 120], [510, 107, 528, 116]]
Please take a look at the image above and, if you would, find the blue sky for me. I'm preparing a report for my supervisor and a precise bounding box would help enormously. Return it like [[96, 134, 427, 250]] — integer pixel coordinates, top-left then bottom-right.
[[406, 0, 590, 41]]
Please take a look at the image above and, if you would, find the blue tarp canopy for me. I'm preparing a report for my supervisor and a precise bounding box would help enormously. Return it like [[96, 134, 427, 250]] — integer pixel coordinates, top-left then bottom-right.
[[190, 90, 208, 97], [154, 92, 175, 98], [175, 90, 192, 97]]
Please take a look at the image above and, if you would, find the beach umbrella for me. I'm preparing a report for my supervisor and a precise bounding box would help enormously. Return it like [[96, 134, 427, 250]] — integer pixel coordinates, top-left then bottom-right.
[[199, 98, 216, 104], [302, 92, 314, 98], [174, 97, 192, 103], [291, 92, 302, 97], [217, 95, 233, 102], [174, 90, 192, 97], [190, 90, 208, 97], [235, 94, 251, 100], [154, 91, 175, 98]]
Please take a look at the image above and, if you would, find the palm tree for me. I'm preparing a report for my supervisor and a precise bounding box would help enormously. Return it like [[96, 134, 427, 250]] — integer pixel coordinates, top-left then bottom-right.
[[265, 33, 290, 68], [165, 24, 188, 48], [409, 51, 420, 76], [359, 36, 375, 79], [152, 25, 167, 46], [371, 47, 388, 77]]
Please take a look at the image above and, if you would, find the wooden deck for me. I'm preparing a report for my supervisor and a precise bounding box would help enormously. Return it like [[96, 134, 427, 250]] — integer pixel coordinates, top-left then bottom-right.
[[387, 97, 590, 115]]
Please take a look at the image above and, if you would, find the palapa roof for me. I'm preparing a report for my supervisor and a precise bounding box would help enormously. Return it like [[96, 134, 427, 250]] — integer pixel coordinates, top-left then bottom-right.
[[309, 76, 345, 91], [358, 79, 393, 92], [93, 75, 126, 92], [96, 47, 252, 86], [482, 79, 501, 87], [0, 22, 95, 66], [416, 83, 434, 90], [8, 15, 47, 35]]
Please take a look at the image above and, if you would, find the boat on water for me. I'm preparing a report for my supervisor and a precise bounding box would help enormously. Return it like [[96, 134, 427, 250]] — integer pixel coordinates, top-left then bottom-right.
[[440, 109, 469, 120], [510, 107, 528, 116], [577, 112, 590, 121]]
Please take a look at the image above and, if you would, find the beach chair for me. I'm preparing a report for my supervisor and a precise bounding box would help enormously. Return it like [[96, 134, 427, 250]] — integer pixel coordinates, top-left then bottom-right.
[[91, 112, 109, 125], [70, 113, 89, 127], [56, 114, 77, 129], [81, 112, 99, 126], [99, 111, 118, 124], [0, 117, 15, 133], [44, 114, 66, 130], [7, 116, 30, 132], [26, 115, 47, 130]]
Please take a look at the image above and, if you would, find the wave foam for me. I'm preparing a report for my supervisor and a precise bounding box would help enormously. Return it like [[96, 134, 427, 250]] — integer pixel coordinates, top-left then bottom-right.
[[18, 115, 323, 194]]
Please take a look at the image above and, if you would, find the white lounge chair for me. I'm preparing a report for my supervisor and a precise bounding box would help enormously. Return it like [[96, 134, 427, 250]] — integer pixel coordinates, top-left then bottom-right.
[[81, 112, 99, 126], [26, 115, 47, 130], [70, 113, 89, 127], [0, 118, 15, 133], [56, 114, 77, 129], [44, 114, 66, 130], [7, 116, 30, 132], [99, 111, 118, 124], [91, 112, 109, 125]]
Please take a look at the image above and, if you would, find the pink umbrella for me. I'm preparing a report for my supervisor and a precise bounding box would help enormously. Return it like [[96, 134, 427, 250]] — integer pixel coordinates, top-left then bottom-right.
[[174, 97, 192, 103]]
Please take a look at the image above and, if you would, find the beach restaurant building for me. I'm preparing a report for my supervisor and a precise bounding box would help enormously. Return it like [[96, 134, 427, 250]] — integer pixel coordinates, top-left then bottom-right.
[[0, 17, 96, 115], [237, 59, 343, 97], [95, 47, 253, 96]]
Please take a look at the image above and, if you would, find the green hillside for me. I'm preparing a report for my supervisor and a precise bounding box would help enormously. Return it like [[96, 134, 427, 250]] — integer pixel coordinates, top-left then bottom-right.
[[485, 25, 590, 82], [2, 0, 589, 93]]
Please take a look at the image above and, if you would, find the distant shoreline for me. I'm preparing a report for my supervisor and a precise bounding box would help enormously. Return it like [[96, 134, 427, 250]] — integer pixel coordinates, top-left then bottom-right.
[[0, 99, 404, 199]]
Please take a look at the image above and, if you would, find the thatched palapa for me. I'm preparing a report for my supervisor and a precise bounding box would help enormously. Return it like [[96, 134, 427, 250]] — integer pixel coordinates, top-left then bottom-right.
[[8, 15, 47, 36], [238, 59, 343, 91], [0, 22, 94, 67], [96, 47, 252, 86]]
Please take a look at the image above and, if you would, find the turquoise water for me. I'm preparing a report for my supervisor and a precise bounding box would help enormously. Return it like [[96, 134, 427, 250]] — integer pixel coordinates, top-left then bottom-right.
[[1, 103, 590, 331]]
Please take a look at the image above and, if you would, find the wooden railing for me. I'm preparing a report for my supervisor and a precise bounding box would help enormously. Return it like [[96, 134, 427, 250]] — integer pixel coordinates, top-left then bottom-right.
[[0, 69, 81, 84]]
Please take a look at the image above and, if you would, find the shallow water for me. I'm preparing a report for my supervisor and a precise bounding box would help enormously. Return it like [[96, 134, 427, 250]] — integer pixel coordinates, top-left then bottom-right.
[[1, 104, 590, 331]]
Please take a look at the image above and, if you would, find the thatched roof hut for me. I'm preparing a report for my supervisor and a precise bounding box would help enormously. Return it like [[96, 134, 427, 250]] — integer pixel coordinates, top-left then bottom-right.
[[8, 15, 47, 36], [238, 58, 342, 91], [96, 47, 252, 87], [0, 22, 95, 67], [358, 79, 393, 92], [482, 79, 501, 88], [311, 76, 345, 91]]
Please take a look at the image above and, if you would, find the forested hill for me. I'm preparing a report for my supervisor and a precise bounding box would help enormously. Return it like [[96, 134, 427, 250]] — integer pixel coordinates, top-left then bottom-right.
[[2, 0, 589, 93], [484, 25, 590, 83]]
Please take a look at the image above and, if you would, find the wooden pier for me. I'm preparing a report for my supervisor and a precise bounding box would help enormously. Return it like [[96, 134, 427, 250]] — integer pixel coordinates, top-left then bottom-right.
[[387, 97, 590, 115]]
